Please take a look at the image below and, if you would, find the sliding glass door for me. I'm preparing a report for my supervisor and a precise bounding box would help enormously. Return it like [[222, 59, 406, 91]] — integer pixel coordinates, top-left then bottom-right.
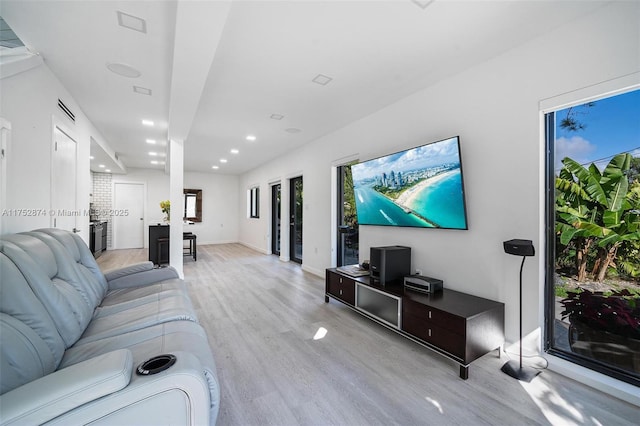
[[545, 88, 640, 386], [271, 184, 281, 256], [337, 164, 359, 266], [290, 177, 303, 263]]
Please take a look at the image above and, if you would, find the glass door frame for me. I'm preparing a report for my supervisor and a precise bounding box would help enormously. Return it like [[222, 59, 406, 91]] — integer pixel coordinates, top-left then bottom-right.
[[271, 183, 281, 256], [289, 176, 303, 264], [336, 164, 359, 267], [543, 85, 640, 387]]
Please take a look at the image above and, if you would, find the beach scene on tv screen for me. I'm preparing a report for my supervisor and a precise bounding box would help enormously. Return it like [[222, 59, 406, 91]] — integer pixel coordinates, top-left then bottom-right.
[[351, 136, 467, 229]]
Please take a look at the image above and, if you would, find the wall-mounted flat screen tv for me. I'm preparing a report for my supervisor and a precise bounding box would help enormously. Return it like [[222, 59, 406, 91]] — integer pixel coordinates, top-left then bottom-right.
[[351, 136, 468, 230]]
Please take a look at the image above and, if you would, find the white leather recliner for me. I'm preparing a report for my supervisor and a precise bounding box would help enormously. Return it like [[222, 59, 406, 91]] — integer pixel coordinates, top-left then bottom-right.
[[0, 229, 219, 425]]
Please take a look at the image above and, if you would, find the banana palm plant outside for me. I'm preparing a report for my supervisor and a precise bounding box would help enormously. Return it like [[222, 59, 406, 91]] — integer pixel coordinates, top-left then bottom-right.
[[556, 153, 640, 282]]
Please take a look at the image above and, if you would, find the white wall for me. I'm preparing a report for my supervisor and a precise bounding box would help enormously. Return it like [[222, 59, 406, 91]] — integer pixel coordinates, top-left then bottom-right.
[[184, 171, 239, 245], [0, 61, 107, 244], [238, 2, 640, 348], [111, 167, 239, 248]]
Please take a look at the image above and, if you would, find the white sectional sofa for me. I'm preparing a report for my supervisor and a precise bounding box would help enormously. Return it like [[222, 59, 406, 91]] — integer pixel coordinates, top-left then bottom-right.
[[0, 228, 219, 425]]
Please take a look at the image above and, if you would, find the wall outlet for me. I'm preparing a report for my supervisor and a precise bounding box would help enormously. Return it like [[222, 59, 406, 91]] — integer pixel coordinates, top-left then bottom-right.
[[415, 269, 422, 275]]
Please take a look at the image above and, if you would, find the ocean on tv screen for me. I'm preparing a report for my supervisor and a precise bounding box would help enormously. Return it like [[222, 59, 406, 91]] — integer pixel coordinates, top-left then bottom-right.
[[351, 137, 468, 230]]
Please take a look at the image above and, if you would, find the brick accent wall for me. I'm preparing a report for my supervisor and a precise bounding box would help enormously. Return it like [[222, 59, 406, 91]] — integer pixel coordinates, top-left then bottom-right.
[[91, 172, 112, 249]]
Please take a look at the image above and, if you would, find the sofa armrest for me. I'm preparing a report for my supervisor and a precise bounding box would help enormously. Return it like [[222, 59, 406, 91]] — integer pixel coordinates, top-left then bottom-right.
[[0, 349, 133, 426], [44, 351, 213, 426], [106, 263, 179, 290], [104, 262, 155, 281]]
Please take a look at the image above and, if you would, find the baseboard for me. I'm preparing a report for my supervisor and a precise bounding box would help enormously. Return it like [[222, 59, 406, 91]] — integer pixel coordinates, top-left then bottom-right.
[[238, 241, 268, 254], [197, 239, 238, 246], [301, 264, 324, 278]]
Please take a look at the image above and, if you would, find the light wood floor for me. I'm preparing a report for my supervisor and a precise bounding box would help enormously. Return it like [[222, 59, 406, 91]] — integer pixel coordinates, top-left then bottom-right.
[[98, 244, 639, 426]]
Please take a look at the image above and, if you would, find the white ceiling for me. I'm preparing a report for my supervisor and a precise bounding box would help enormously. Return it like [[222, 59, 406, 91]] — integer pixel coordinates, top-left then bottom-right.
[[2, 0, 608, 175]]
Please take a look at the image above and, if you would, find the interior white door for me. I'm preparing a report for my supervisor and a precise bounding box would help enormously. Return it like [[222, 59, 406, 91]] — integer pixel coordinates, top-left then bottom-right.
[[113, 182, 144, 249], [51, 126, 77, 232]]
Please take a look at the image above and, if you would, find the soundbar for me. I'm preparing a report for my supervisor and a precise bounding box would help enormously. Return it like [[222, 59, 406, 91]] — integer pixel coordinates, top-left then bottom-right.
[[404, 275, 443, 294]]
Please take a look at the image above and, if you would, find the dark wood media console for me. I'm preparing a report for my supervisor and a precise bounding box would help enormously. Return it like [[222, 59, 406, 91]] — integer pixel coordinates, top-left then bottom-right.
[[325, 268, 505, 379]]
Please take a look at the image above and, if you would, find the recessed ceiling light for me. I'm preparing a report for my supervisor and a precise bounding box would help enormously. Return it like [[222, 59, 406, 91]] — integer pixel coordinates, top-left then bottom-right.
[[99, 164, 105, 168], [133, 86, 152, 96], [285, 128, 302, 134], [146, 139, 156, 144], [312, 74, 333, 85], [106, 62, 141, 78], [142, 119, 154, 127], [246, 135, 256, 141], [150, 160, 158, 165], [230, 149, 239, 154], [117, 10, 147, 33], [89, 156, 95, 160], [149, 152, 158, 156], [105, 169, 111, 173], [270, 114, 284, 120], [220, 158, 228, 163], [212, 165, 219, 170]]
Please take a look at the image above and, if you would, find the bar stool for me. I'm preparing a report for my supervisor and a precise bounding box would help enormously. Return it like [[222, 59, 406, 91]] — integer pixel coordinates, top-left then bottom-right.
[[183, 232, 196, 261]]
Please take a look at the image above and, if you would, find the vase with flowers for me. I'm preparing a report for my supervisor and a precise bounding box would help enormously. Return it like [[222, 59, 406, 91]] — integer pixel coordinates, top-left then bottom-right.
[[160, 200, 170, 223]]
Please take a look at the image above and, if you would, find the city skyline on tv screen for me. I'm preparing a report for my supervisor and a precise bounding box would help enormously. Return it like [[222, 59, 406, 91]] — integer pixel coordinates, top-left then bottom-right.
[[351, 136, 468, 230]]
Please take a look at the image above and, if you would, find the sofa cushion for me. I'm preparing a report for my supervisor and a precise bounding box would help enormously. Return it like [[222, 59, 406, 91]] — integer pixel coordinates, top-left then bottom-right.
[[28, 231, 105, 308], [0, 314, 60, 394], [102, 279, 188, 307], [0, 248, 66, 367], [0, 239, 93, 347], [34, 228, 109, 292], [76, 292, 198, 346]]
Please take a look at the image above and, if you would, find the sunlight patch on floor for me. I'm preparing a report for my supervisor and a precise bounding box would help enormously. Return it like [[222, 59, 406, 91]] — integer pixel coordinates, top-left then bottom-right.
[[519, 376, 587, 426], [424, 397, 444, 414], [313, 327, 328, 340]]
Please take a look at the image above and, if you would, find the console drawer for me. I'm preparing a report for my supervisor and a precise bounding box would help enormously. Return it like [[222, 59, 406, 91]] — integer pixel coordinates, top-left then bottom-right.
[[327, 272, 356, 305], [403, 297, 465, 334], [402, 312, 465, 359]]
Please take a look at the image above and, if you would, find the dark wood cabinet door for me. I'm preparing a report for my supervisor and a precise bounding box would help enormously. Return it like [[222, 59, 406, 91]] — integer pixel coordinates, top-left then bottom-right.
[[327, 271, 356, 305], [402, 312, 466, 359], [403, 297, 465, 335]]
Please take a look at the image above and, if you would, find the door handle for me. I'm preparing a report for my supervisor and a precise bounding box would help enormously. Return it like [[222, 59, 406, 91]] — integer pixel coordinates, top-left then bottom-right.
[[72, 228, 81, 233], [140, 218, 144, 220]]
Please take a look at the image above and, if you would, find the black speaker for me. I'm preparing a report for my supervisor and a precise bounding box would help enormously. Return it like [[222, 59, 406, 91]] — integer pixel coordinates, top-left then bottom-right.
[[503, 239, 535, 257]]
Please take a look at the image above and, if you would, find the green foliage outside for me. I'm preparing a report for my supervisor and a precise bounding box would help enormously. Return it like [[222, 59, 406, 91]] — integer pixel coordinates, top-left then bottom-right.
[[555, 153, 640, 283], [343, 165, 358, 229]]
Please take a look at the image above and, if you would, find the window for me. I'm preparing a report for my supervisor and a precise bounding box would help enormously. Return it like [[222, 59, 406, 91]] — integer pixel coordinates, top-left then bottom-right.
[[545, 88, 640, 386], [337, 163, 359, 266], [249, 186, 260, 218]]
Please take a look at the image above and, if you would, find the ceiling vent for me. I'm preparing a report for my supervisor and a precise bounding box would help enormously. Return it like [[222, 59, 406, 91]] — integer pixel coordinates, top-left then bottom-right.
[[312, 74, 333, 86], [117, 11, 147, 33], [57, 99, 75, 123]]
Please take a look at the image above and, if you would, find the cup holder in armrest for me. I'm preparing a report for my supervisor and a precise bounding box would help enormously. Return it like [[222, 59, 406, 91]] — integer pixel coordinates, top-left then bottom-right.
[[136, 354, 177, 376]]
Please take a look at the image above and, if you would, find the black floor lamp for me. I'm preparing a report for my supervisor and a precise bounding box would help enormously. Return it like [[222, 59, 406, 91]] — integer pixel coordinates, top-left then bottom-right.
[[502, 239, 541, 382]]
